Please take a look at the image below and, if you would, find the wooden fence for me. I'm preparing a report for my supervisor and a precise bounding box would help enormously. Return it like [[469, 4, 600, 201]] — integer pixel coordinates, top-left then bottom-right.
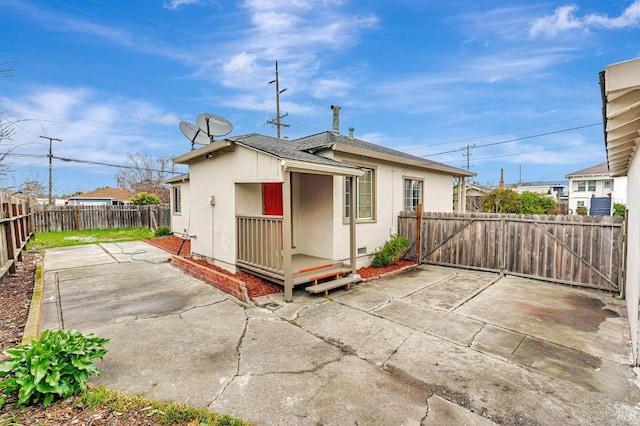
[[398, 211, 624, 292], [33, 205, 171, 233], [0, 190, 34, 281]]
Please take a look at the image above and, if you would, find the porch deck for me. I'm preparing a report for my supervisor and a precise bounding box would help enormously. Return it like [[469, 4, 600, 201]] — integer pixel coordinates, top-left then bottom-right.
[[238, 254, 355, 286]]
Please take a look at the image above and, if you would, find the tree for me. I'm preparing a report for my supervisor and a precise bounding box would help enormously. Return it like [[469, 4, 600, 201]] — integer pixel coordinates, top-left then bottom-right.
[[130, 192, 160, 205], [115, 153, 171, 202], [481, 189, 556, 214]]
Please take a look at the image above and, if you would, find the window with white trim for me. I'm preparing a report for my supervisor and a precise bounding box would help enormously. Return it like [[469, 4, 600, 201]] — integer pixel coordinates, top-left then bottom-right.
[[577, 180, 585, 191], [173, 186, 182, 214], [588, 180, 596, 191], [404, 179, 423, 212], [345, 168, 374, 220]]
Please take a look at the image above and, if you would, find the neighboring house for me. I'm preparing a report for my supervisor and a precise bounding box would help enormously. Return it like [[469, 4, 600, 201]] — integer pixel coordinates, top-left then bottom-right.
[[512, 182, 567, 199], [170, 119, 474, 301], [453, 182, 493, 212], [601, 56, 640, 365], [67, 188, 135, 206], [565, 162, 627, 215]]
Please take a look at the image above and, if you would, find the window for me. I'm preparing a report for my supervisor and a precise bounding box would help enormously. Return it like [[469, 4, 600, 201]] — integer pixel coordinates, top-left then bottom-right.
[[404, 179, 423, 212], [577, 181, 585, 191], [577, 201, 585, 207], [604, 180, 613, 189], [345, 168, 374, 220], [588, 180, 596, 192], [172, 186, 182, 214]]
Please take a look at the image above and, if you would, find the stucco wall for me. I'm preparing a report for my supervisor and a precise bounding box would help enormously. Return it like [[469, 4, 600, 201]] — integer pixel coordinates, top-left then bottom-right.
[[332, 154, 455, 266], [297, 174, 334, 258], [625, 152, 640, 364], [187, 148, 282, 270]]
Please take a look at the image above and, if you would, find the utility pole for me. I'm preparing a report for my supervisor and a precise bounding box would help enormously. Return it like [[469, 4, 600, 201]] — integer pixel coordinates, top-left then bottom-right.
[[40, 135, 62, 206], [462, 144, 475, 180], [267, 61, 289, 139]]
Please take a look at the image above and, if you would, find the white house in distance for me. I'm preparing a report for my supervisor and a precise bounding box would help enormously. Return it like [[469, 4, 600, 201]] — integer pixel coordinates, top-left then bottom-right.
[[170, 110, 474, 301], [67, 188, 135, 206], [565, 162, 627, 215], [601, 56, 640, 365], [512, 182, 567, 198]]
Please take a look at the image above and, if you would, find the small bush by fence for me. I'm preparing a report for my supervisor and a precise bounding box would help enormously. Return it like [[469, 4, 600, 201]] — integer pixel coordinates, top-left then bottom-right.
[[33, 205, 171, 233], [0, 190, 34, 280]]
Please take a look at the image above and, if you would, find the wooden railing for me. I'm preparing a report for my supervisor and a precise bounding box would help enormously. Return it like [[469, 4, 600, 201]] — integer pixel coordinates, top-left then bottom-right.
[[1, 190, 34, 280], [236, 215, 283, 274]]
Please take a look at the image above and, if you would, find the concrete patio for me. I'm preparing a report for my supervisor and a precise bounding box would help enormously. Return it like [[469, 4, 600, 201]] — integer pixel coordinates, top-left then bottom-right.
[[41, 241, 640, 425]]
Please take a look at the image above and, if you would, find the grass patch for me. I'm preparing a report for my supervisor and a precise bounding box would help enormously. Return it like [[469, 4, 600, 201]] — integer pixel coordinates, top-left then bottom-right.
[[27, 228, 154, 250], [78, 385, 250, 425]]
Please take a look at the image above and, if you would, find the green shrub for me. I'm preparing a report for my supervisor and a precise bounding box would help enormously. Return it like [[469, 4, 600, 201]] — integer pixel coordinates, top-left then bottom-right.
[[372, 235, 411, 267], [613, 203, 626, 217], [0, 329, 110, 408], [576, 206, 588, 216], [154, 226, 171, 237], [130, 192, 160, 205]]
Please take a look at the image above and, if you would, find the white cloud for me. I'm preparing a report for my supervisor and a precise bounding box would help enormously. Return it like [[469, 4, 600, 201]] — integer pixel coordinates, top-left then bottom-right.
[[164, 0, 201, 10], [530, 1, 640, 38]]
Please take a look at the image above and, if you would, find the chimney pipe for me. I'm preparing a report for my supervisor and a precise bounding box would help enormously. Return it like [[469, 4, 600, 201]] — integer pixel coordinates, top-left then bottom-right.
[[330, 105, 341, 134], [348, 127, 354, 139]]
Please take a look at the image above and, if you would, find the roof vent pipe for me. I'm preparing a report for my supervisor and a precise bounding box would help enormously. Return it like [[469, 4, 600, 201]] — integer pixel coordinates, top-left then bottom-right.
[[330, 105, 341, 134], [348, 127, 354, 139]]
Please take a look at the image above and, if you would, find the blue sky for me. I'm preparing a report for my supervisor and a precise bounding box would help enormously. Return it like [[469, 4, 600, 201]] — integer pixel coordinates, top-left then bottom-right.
[[1, 0, 640, 196]]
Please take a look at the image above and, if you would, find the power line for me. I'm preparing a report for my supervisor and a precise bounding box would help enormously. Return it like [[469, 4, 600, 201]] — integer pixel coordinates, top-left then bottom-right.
[[423, 123, 601, 158], [1, 152, 183, 174]]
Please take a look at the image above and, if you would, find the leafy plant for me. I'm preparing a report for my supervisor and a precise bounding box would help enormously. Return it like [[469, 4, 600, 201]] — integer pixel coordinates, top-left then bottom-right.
[[481, 189, 556, 214], [576, 206, 588, 216], [0, 329, 110, 408], [613, 203, 626, 217], [130, 192, 160, 205], [154, 226, 171, 237], [372, 235, 410, 267]]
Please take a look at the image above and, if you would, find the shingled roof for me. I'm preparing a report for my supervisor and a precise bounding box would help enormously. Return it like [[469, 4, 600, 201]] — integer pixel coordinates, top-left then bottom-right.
[[565, 162, 610, 177], [174, 131, 474, 177]]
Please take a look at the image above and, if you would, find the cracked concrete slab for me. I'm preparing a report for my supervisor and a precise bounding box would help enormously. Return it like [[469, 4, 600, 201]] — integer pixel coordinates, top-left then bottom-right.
[[91, 300, 246, 408], [372, 298, 448, 331], [210, 355, 430, 425], [41, 244, 640, 425], [423, 395, 496, 425], [385, 331, 640, 425], [293, 300, 414, 366], [455, 275, 633, 364]]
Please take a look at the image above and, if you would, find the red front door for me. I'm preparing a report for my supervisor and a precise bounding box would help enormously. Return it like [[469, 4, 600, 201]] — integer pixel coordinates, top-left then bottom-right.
[[263, 183, 283, 216]]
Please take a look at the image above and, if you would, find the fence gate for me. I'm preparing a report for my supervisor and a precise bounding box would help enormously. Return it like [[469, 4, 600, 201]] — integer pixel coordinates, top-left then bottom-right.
[[398, 212, 624, 292]]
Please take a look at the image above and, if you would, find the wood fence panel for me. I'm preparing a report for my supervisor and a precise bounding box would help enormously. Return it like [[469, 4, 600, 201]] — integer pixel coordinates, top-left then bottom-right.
[[398, 211, 624, 292], [34, 205, 171, 233], [0, 190, 34, 281]]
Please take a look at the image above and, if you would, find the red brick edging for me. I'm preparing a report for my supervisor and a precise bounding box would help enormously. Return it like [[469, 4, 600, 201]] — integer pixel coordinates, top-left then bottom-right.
[[171, 256, 250, 302]]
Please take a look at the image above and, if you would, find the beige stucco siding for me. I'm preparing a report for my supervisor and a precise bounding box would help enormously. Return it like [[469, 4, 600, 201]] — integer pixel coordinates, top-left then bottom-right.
[[187, 148, 282, 270], [331, 155, 455, 266], [296, 174, 334, 259], [626, 152, 640, 364]]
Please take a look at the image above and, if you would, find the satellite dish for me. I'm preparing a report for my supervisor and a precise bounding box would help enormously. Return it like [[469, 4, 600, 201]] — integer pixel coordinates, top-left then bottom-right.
[[196, 113, 233, 137], [180, 121, 210, 149]]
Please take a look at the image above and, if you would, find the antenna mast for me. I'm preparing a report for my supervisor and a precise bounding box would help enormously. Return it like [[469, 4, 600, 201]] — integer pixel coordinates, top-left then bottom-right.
[[267, 61, 290, 139]]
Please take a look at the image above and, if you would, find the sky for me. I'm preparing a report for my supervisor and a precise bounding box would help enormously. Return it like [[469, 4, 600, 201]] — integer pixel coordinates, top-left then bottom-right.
[[1, 0, 640, 196]]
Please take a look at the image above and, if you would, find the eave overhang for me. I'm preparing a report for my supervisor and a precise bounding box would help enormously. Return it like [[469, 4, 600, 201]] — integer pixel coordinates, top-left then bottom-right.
[[602, 58, 640, 177], [332, 143, 476, 177], [172, 140, 234, 164]]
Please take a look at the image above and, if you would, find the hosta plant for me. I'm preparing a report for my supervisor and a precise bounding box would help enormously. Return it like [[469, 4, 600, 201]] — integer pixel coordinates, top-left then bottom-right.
[[0, 329, 110, 408]]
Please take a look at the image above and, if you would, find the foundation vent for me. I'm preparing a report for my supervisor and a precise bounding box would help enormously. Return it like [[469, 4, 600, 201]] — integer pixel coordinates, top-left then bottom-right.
[[357, 246, 367, 255]]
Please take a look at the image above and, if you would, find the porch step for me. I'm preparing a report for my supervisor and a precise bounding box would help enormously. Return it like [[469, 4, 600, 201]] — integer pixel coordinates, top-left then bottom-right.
[[293, 264, 351, 286], [305, 275, 362, 296]]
